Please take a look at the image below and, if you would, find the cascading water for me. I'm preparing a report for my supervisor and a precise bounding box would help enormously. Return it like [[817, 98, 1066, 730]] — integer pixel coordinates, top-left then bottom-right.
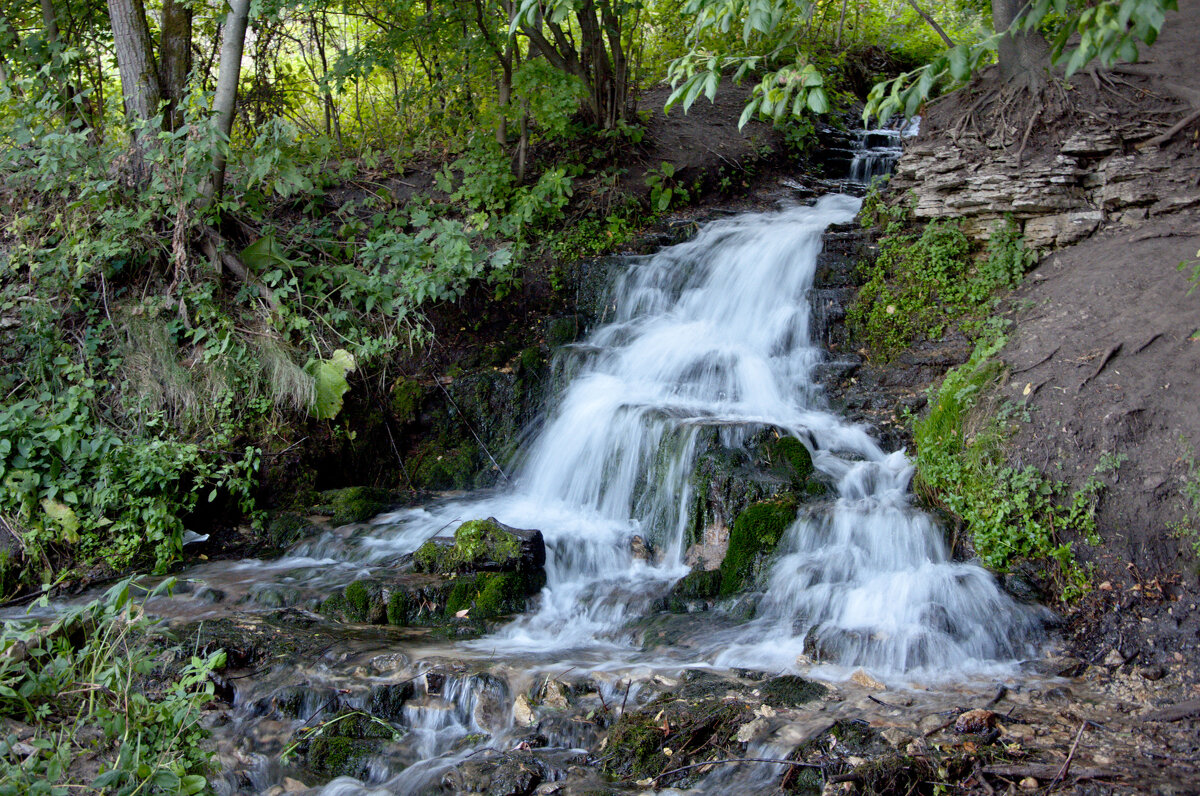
[[58, 127, 1051, 794], [233, 189, 1041, 679]]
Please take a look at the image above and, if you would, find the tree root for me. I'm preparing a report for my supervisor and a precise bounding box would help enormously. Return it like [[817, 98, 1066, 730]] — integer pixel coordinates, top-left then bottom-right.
[[200, 227, 279, 309], [1143, 106, 1200, 148]]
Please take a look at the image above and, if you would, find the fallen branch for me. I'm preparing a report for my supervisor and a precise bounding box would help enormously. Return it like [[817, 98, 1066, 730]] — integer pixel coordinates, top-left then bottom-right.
[[651, 757, 823, 782], [1143, 107, 1200, 148], [1144, 699, 1200, 722], [1051, 720, 1090, 785], [983, 763, 1109, 780]]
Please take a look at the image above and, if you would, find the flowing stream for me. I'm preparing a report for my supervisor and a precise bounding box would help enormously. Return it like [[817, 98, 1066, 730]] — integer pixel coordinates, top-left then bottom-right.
[[70, 128, 1049, 793]]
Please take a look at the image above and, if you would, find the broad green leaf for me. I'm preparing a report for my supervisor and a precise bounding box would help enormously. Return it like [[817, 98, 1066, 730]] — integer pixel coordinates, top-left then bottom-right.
[[948, 46, 969, 81], [41, 498, 80, 543], [807, 87, 829, 114], [307, 349, 356, 420]]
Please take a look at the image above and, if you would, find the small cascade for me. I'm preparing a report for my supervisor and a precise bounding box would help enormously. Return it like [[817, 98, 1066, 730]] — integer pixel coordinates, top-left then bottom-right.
[[848, 129, 901, 183]]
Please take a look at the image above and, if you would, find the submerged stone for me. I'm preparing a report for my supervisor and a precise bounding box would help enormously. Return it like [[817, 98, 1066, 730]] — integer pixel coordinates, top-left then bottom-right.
[[758, 675, 827, 707]]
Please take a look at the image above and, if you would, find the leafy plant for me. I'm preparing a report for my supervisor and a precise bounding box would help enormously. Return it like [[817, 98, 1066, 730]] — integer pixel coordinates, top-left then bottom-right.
[[850, 214, 1037, 360], [912, 333, 1119, 598], [0, 578, 225, 794], [644, 162, 691, 212]]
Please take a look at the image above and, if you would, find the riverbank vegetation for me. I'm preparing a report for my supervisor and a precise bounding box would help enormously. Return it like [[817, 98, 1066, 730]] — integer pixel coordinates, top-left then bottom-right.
[[1, 0, 1194, 791]]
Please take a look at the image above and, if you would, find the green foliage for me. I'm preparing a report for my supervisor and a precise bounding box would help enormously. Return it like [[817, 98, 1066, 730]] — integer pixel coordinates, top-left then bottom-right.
[[719, 495, 799, 596], [912, 334, 1119, 599], [849, 215, 1036, 360], [644, 162, 691, 213], [1168, 441, 1200, 564], [307, 349, 357, 420], [866, 0, 1179, 124], [0, 361, 259, 586], [0, 578, 224, 794]]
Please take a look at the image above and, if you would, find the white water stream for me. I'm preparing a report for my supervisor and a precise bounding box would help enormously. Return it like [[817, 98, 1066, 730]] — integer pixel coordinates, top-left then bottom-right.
[[264, 191, 1042, 681]]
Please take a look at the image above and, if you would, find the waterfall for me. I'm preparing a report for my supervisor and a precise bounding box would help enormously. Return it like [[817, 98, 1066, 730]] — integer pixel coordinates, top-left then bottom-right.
[[299, 191, 1044, 678]]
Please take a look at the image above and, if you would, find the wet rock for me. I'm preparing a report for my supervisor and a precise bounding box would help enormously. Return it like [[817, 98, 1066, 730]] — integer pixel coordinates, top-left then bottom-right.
[[413, 518, 546, 575], [443, 750, 551, 796], [718, 495, 799, 596], [293, 709, 398, 780], [954, 709, 997, 734], [758, 675, 827, 707], [514, 693, 537, 726], [266, 512, 318, 550], [662, 569, 722, 613], [629, 535, 651, 562], [850, 669, 886, 691]]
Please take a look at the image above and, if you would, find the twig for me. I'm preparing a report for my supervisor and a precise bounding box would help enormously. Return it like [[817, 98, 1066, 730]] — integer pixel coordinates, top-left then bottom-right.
[[1051, 720, 1089, 785], [432, 379, 510, 483]]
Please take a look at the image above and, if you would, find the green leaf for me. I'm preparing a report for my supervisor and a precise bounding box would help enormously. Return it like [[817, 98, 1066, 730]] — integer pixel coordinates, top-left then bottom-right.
[[41, 499, 80, 543], [806, 87, 829, 114], [948, 46, 970, 81], [306, 349, 356, 420]]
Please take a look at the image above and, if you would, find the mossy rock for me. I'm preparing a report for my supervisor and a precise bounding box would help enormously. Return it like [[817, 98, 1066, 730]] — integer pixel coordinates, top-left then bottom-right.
[[603, 694, 755, 786], [764, 435, 814, 486], [410, 442, 481, 490], [320, 580, 386, 624], [412, 518, 538, 574], [663, 569, 722, 613], [296, 710, 398, 780], [390, 377, 424, 424], [320, 486, 390, 525], [545, 315, 583, 347], [266, 512, 313, 550], [442, 571, 545, 621], [718, 495, 799, 597], [758, 675, 826, 707]]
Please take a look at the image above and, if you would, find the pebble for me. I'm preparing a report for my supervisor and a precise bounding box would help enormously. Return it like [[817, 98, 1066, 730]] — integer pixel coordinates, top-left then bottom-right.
[[1103, 648, 1125, 666], [881, 728, 911, 748], [282, 779, 308, 793], [513, 693, 536, 726], [850, 669, 886, 690], [1020, 776, 1039, 791], [954, 709, 997, 734]]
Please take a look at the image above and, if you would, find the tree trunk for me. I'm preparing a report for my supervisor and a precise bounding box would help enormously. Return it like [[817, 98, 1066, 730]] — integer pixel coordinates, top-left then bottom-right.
[[992, 0, 1050, 90], [159, 0, 192, 131], [207, 0, 250, 200], [107, 0, 161, 125], [107, 0, 162, 178]]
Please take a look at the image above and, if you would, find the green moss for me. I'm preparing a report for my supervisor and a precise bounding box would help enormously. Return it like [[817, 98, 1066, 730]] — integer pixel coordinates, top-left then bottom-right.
[[265, 512, 310, 550], [300, 711, 396, 779], [675, 569, 722, 599], [344, 580, 371, 621], [517, 347, 544, 373], [545, 316, 581, 347], [386, 590, 410, 625], [411, 442, 479, 490], [766, 436, 814, 485], [320, 591, 347, 618], [390, 378, 424, 424], [719, 496, 798, 596], [441, 571, 543, 621], [413, 518, 523, 573], [323, 486, 389, 525], [758, 675, 826, 707]]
